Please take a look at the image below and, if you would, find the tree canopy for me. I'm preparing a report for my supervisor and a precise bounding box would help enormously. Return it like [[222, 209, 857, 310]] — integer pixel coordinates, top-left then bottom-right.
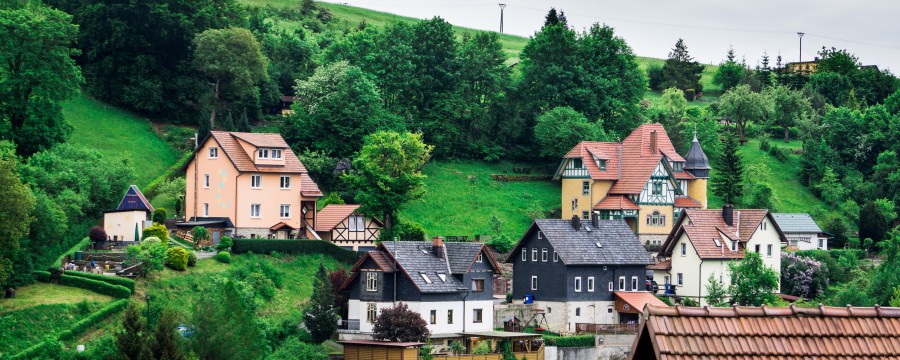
[[533, 107, 609, 159], [661, 39, 705, 92], [373, 302, 430, 342], [728, 251, 779, 306]]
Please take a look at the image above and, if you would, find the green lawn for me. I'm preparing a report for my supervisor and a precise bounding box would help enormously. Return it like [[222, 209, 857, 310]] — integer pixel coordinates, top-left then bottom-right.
[[399, 161, 560, 240], [0, 297, 109, 356], [738, 138, 825, 213], [0, 283, 112, 312], [62, 95, 178, 187]]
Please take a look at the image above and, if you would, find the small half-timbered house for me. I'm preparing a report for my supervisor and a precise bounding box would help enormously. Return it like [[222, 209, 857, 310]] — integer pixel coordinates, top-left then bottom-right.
[[316, 204, 383, 251]]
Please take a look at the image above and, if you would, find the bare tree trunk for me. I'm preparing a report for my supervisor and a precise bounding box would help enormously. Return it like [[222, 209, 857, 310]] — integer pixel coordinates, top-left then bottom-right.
[[209, 79, 220, 130]]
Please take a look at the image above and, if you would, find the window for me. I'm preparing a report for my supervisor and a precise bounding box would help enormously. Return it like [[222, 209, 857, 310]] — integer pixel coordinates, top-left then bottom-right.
[[731, 241, 738, 252], [541, 248, 548, 262], [349, 215, 365, 232], [575, 307, 581, 316], [767, 244, 773, 257], [755, 244, 761, 252], [652, 181, 663, 195], [762, 220, 767, 231], [365, 272, 377, 291], [257, 148, 269, 159], [647, 211, 665, 226], [553, 251, 559, 262], [251, 175, 261, 188], [677, 273, 684, 285], [475, 252, 483, 263], [574, 277, 582, 292], [208, 147, 218, 158], [531, 276, 538, 290], [448, 310, 454, 324], [673, 162, 683, 172], [280, 176, 291, 189], [818, 238, 824, 248], [618, 276, 625, 290], [438, 273, 446, 282], [538, 231, 543, 239], [471, 279, 485, 292], [204, 174, 210, 188], [572, 158, 583, 169], [279, 204, 291, 218], [631, 276, 639, 291], [473, 309, 483, 323], [664, 276, 670, 285], [271, 149, 282, 159], [532, 248, 537, 262], [430, 310, 437, 324], [599, 159, 607, 171], [571, 198, 578, 210], [582, 211, 590, 220], [367, 303, 377, 322], [421, 273, 433, 284], [521, 248, 527, 261], [587, 277, 595, 292], [203, 203, 209, 217], [582, 180, 590, 195], [608, 282, 613, 291], [680, 243, 686, 256], [250, 204, 261, 218]]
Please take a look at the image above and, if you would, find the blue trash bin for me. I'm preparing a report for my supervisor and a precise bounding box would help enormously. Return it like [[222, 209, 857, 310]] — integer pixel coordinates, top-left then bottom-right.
[[524, 294, 534, 304]]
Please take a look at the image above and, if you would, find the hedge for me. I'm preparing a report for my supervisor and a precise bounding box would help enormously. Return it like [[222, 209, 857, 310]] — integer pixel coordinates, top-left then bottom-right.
[[33, 270, 51, 282], [543, 335, 595, 347], [54, 237, 92, 267], [59, 274, 132, 298], [231, 239, 364, 264], [10, 299, 129, 360], [63, 271, 136, 292]]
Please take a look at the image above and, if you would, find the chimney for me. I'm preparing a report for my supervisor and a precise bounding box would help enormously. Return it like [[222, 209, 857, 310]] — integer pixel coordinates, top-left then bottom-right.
[[591, 211, 599, 228], [432, 236, 444, 258], [722, 204, 734, 226], [571, 215, 581, 230], [650, 130, 658, 154]]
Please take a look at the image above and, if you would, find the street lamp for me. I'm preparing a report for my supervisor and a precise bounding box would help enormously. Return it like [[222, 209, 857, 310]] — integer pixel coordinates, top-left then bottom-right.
[[498, 4, 507, 33], [797, 32, 805, 62]]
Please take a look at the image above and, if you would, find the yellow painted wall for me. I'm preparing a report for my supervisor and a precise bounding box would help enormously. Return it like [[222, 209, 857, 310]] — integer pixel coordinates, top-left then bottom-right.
[[590, 180, 614, 205], [687, 179, 708, 209], [561, 178, 593, 219], [637, 205, 674, 235]]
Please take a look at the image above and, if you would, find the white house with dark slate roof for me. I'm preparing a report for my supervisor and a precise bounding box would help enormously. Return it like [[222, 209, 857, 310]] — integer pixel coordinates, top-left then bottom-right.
[[342, 238, 500, 338], [773, 213, 830, 250], [505, 216, 657, 332]]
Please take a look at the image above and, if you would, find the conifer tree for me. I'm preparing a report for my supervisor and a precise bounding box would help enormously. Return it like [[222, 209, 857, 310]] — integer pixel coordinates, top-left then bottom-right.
[[661, 39, 705, 92], [116, 305, 145, 360], [757, 52, 772, 87], [704, 274, 730, 307], [304, 263, 338, 343], [149, 311, 186, 360], [712, 131, 744, 205]]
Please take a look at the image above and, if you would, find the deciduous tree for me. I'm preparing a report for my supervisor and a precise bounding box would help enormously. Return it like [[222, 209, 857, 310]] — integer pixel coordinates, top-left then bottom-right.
[[704, 274, 729, 307], [766, 84, 812, 142], [533, 107, 609, 159], [192, 279, 265, 360], [0, 143, 34, 286], [713, 48, 744, 92], [718, 84, 773, 143], [373, 302, 430, 342], [728, 252, 779, 306]]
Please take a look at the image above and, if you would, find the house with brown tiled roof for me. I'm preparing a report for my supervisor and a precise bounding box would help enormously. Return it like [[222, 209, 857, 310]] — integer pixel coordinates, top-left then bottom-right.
[[181, 131, 322, 242], [316, 204, 383, 251], [554, 124, 711, 246], [629, 304, 900, 360], [654, 205, 786, 305]]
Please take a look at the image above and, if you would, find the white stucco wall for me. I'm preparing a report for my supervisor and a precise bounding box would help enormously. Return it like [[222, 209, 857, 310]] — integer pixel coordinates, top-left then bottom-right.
[[348, 299, 494, 335], [532, 300, 618, 333], [103, 210, 149, 241]]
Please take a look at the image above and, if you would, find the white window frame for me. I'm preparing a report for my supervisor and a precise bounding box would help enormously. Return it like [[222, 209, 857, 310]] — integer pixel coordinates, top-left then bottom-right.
[[257, 148, 269, 159], [522, 248, 527, 261], [271, 148, 283, 159], [349, 215, 365, 232], [618, 276, 625, 290], [631, 276, 638, 291], [608, 282, 613, 291], [430, 310, 437, 324], [475, 252, 483, 263], [367, 303, 377, 323], [473, 309, 483, 323], [251, 174, 261, 189], [538, 231, 543, 239], [204, 174, 210, 188], [421, 273, 432, 284], [279, 204, 291, 219], [203, 203, 209, 217], [541, 248, 548, 262], [553, 251, 559, 262], [365, 272, 377, 292], [447, 309, 453, 324], [587, 277, 595, 292], [531, 276, 538, 290], [280, 176, 291, 189], [731, 241, 738, 252], [574, 277, 582, 292], [471, 278, 485, 292], [767, 244, 773, 257], [208, 147, 218, 159], [250, 204, 261, 218], [582, 180, 590, 195], [532, 248, 538, 262], [677, 273, 684, 286]]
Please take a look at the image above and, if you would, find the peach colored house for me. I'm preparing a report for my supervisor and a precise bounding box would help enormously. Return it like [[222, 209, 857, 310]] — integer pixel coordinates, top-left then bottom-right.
[[315, 204, 383, 251], [182, 131, 322, 241]]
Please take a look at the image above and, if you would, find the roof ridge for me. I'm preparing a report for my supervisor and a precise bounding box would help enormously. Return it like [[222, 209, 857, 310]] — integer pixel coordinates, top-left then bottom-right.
[[645, 304, 900, 318]]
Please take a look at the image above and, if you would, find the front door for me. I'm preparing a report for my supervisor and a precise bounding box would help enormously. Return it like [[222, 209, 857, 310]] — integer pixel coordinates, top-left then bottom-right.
[[212, 231, 221, 245], [606, 307, 614, 324]]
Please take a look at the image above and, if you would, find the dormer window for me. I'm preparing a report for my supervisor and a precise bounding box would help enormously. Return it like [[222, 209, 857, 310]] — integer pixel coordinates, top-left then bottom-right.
[[597, 159, 607, 171], [475, 252, 483, 263], [421, 273, 432, 284], [271, 149, 282, 159], [258, 148, 269, 159], [731, 241, 738, 251], [572, 158, 584, 169], [673, 162, 683, 172]]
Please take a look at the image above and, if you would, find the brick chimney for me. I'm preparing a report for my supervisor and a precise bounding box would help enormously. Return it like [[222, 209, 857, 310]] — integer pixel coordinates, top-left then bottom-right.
[[571, 215, 581, 230], [432, 236, 444, 258], [650, 130, 658, 154], [722, 204, 734, 226], [591, 211, 599, 228]]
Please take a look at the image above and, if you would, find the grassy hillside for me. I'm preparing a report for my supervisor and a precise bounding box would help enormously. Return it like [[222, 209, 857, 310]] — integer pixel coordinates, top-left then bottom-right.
[[399, 161, 559, 240], [62, 95, 179, 187]]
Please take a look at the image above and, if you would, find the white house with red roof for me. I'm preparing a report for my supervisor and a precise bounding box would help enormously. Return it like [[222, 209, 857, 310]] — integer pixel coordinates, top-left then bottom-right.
[[554, 124, 711, 245]]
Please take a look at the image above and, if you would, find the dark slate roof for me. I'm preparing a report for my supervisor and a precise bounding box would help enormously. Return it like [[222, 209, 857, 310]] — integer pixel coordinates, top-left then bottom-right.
[[381, 242, 468, 293], [446, 242, 484, 274], [772, 213, 823, 233], [683, 134, 711, 172], [116, 185, 154, 212], [531, 219, 652, 266]]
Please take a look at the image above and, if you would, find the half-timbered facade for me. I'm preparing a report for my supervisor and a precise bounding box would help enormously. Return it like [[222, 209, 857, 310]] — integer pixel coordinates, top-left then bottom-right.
[[555, 124, 711, 245], [316, 204, 383, 251]]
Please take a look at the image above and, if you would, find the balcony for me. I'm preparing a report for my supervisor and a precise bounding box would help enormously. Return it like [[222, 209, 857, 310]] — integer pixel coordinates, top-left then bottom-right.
[[338, 319, 361, 333]]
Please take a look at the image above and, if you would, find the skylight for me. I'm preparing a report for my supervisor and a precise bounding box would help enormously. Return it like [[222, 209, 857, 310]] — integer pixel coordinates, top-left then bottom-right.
[[595, 242, 602, 248], [438, 273, 446, 282], [421, 273, 432, 284], [714, 239, 722, 247]]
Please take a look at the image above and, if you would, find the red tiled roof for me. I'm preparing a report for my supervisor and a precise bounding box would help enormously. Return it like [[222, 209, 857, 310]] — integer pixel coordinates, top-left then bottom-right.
[[661, 209, 779, 259], [614, 291, 668, 314], [674, 197, 701, 208], [315, 204, 360, 232], [368, 251, 397, 272], [229, 132, 291, 148], [648, 259, 671, 270], [208, 131, 308, 174], [269, 222, 295, 231], [300, 173, 322, 197], [594, 195, 640, 210], [564, 141, 621, 180], [673, 171, 695, 180], [629, 304, 900, 360], [610, 124, 682, 194]]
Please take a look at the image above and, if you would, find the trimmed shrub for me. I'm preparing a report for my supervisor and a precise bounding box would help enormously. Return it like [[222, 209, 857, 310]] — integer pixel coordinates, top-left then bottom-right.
[[768, 145, 788, 162], [543, 335, 594, 347], [166, 247, 189, 271], [231, 239, 363, 264], [59, 274, 132, 298], [57, 299, 129, 341], [33, 270, 51, 282], [187, 251, 198, 267], [142, 223, 169, 243], [89, 226, 107, 242], [63, 271, 136, 292], [217, 236, 233, 252], [216, 251, 232, 264], [153, 208, 167, 224]]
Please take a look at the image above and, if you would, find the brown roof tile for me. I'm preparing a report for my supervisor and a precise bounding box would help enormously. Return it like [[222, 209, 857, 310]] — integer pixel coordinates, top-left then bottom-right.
[[649, 259, 671, 270], [629, 305, 900, 360], [368, 251, 397, 272], [609, 124, 683, 194], [229, 132, 290, 148], [300, 173, 322, 197], [661, 209, 779, 259], [674, 197, 702, 208], [594, 195, 641, 210], [315, 204, 360, 232], [615, 291, 669, 314], [209, 131, 308, 174]]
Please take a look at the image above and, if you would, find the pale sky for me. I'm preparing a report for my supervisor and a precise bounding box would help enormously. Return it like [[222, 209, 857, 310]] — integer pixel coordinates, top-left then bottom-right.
[[323, 0, 900, 72]]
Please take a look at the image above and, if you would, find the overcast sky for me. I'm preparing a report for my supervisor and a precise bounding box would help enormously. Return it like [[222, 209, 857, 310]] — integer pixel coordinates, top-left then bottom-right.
[[323, 0, 900, 71]]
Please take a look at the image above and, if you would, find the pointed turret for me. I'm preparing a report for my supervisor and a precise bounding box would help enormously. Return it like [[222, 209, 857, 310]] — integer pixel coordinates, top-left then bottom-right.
[[684, 132, 711, 178]]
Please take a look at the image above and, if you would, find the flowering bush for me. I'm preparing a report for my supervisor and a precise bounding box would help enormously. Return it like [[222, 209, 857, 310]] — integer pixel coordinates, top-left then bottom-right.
[[781, 252, 829, 299]]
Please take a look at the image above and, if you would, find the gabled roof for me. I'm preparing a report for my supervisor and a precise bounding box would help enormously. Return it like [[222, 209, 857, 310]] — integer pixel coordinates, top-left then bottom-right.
[[229, 132, 290, 148], [660, 209, 786, 259], [614, 291, 668, 314], [562, 142, 621, 180], [505, 219, 652, 266], [184, 131, 310, 174], [316, 204, 361, 232], [594, 195, 640, 210], [772, 213, 824, 234], [115, 185, 154, 212], [629, 304, 900, 360]]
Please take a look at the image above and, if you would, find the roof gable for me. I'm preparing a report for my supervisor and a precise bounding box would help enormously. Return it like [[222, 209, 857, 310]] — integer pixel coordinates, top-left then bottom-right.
[[660, 209, 786, 259], [316, 204, 361, 232], [506, 219, 651, 266], [378, 241, 495, 293], [116, 185, 154, 212]]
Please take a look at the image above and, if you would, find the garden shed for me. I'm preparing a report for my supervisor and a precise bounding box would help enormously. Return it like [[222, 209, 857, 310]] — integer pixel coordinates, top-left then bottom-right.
[[339, 339, 422, 360]]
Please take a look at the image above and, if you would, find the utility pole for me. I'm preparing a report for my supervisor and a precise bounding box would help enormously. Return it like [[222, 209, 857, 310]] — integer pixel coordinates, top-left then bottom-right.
[[499, 3, 506, 33], [797, 32, 805, 62]]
